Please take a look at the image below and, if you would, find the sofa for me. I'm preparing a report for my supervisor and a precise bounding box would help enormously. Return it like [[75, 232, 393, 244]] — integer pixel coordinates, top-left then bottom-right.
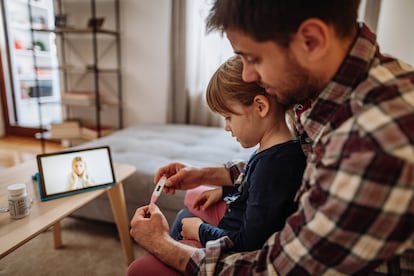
[[71, 124, 253, 225]]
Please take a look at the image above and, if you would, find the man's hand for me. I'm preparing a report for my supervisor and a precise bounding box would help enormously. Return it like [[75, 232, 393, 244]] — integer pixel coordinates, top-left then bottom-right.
[[129, 204, 170, 252], [154, 162, 206, 195], [154, 162, 233, 195], [181, 217, 203, 241], [193, 187, 223, 211], [129, 204, 199, 272]]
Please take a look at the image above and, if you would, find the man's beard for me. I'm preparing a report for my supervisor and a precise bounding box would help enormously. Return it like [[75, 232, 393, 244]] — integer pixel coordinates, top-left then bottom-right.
[[274, 53, 322, 106]]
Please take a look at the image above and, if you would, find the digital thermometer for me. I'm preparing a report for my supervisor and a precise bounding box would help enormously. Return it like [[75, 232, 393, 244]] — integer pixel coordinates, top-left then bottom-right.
[[150, 176, 167, 204]]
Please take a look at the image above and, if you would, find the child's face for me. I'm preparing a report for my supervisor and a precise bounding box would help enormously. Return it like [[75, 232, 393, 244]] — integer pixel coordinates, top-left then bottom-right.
[[73, 161, 86, 175], [223, 101, 261, 148]]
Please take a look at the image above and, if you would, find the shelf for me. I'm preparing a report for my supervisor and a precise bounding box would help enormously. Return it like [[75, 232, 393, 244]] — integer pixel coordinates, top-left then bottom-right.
[[31, 0, 123, 146], [61, 102, 119, 109], [14, 0, 49, 9], [18, 74, 53, 80], [61, 91, 95, 106], [35, 131, 83, 141], [35, 127, 115, 141], [33, 65, 119, 73], [60, 65, 120, 74], [14, 49, 53, 58], [20, 97, 60, 104], [11, 23, 48, 31], [60, 92, 118, 107], [34, 27, 118, 36], [80, 125, 115, 140]]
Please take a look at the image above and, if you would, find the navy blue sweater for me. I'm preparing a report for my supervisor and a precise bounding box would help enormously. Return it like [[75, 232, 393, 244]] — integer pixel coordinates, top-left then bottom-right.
[[198, 139, 306, 251]]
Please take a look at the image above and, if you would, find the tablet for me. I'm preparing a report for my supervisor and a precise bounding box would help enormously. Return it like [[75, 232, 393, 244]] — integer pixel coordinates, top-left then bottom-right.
[[36, 146, 116, 201]]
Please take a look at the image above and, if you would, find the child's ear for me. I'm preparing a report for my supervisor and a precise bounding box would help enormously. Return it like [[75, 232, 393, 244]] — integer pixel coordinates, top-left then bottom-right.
[[253, 95, 270, 117]]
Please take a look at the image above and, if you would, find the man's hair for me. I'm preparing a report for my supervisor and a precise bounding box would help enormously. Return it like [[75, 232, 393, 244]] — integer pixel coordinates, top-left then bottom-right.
[[206, 55, 268, 115], [206, 0, 361, 47]]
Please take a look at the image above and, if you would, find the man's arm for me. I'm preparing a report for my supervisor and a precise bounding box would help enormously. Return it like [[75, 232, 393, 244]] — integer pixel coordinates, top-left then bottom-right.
[[185, 151, 414, 275], [129, 204, 198, 272], [131, 155, 413, 275], [147, 235, 197, 272]]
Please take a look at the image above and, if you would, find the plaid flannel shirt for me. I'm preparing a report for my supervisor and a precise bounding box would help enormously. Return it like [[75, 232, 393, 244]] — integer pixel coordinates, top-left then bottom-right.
[[185, 23, 414, 275]]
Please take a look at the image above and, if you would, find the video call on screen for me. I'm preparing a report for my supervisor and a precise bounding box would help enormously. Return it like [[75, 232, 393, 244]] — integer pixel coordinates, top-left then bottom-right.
[[39, 148, 115, 196]]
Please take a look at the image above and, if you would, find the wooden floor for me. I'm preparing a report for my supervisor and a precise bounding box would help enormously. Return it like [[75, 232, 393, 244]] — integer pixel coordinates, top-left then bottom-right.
[[0, 135, 64, 168]]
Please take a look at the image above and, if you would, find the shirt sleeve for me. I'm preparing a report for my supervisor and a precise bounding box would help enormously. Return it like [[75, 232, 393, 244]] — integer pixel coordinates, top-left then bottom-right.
[[224, 160, 246, 187], [186, 152, 414, 275], [221, 186, 239, 198], [198, 223, 227, 246], [197, 146, 306, 250], [268, 150, 414, 274], [185, 235, 280, 275], [198, 157, 302, 251]]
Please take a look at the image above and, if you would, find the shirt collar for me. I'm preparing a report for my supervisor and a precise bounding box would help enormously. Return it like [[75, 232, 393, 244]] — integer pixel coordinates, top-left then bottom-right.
[[296, 23, 378, 141]]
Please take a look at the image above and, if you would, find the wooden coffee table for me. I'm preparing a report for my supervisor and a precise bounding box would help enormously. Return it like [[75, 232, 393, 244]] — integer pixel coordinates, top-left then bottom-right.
[[0, 160, 136, 264]]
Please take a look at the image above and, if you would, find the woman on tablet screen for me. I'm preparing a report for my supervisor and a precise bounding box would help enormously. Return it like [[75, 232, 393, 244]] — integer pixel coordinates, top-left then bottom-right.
[[67, 156, 95, 190]]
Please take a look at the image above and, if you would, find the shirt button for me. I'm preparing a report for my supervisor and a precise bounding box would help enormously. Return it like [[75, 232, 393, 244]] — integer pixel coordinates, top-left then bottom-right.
[[305, 137, 312, 143], [296, 104, 303, 111]]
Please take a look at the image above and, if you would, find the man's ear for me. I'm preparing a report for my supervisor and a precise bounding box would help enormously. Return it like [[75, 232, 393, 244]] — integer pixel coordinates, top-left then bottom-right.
[[291, 18, 330, 63], [253, 95, 270, 118]]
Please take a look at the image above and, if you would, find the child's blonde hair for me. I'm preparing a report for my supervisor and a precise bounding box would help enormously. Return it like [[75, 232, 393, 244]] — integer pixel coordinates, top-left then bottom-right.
[[206, 56, 268, 115], [206, 55, 297, 136], [72, 156, 87, 176], [72, 156, 84, 166]]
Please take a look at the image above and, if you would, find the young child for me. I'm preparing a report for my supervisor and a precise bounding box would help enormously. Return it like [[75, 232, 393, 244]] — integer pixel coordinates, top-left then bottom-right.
[[168, 55, 306, 251]]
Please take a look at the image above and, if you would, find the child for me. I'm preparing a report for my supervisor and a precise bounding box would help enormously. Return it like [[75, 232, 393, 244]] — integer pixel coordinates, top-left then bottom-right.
[[168, 55, 306, 251]]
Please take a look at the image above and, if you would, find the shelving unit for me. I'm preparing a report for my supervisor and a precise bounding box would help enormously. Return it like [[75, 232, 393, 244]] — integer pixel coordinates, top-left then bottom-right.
[[2, 0, 61, 129], [35, 0, 123, 147], [1, 0, 122, 151]]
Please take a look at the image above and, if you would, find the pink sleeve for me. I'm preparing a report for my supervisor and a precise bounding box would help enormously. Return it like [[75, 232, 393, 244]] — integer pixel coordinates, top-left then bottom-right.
[[184, 186, 227, 226]]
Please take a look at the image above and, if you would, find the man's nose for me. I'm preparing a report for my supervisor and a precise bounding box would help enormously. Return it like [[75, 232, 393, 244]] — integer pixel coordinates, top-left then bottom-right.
[[242, 64, 259, 83]]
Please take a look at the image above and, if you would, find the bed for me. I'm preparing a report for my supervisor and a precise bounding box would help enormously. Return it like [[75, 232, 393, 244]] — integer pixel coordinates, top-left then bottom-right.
[[71, 124, 253, 224]]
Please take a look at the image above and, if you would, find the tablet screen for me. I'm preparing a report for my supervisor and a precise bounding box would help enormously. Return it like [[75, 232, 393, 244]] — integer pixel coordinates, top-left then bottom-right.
[[36, 146, 116, 201]]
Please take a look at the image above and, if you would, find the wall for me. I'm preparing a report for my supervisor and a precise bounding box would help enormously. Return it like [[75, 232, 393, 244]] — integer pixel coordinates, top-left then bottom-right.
[[1, 1, 414, 134], [120, 0, 171, 126], [376, 0, 414, 65], [121, 0, 414, 127]]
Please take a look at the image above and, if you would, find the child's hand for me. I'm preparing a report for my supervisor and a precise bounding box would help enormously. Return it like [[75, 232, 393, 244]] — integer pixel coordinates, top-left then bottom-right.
[[181, 217, 203, 241], [193, 187, 222, 211]]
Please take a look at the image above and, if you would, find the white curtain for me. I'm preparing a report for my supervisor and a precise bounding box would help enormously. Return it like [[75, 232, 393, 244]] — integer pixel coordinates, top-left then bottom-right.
[[168, 0, 384, 126], [358, 0, 382, 32], [169, 0, 233, 126]]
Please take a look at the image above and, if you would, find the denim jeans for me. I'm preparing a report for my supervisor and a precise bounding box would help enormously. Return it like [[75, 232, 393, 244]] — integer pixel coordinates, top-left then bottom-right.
[[169, 208, 195, 240]]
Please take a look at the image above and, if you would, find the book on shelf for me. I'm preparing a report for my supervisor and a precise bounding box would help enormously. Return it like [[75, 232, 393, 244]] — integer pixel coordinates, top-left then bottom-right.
[[61, 91, 96, 106], [49, 120, 81, 139], [80, 126, 115, 140]]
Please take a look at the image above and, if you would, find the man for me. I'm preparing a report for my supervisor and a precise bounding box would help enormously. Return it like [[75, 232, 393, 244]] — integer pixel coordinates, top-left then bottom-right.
[[129, 0, 414, 274]]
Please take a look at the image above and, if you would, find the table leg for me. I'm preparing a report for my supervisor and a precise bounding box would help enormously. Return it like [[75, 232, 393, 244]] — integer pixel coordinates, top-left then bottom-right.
[[53, 220, 63, 249], [107, 182, 134, 265]]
